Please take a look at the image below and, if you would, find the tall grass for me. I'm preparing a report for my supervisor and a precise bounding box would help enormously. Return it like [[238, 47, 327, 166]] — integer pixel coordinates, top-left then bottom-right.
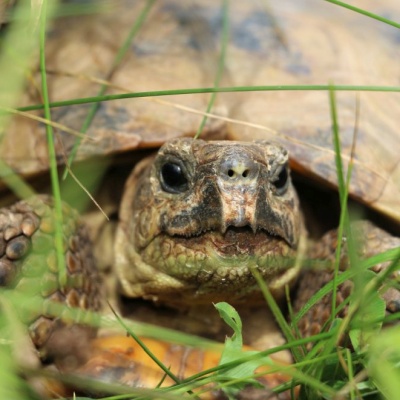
[[0, 1, 399, 399]]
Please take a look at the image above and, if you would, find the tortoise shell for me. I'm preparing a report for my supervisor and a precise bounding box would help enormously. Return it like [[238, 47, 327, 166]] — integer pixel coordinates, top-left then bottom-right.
[[1, 0, 399, 221]]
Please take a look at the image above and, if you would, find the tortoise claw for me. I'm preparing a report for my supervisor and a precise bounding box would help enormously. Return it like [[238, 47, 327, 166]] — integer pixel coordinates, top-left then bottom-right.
[[0, 197, 102, 351]]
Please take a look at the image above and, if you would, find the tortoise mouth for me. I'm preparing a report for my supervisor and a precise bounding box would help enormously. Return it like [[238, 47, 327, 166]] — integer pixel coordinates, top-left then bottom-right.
[[166, 225, 289, 256], [208, 225, 279, 256], [138, 227, 298, 305], [133, 224, 300, 306], [141, 226, 295, 274], [224, 225, 256, 234], [169, 224, 279, 239]]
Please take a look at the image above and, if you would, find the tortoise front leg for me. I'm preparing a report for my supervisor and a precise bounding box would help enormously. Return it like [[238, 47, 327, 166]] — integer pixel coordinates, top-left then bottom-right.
[[294, 220, 400, 341], [0, 197, 101, 355]]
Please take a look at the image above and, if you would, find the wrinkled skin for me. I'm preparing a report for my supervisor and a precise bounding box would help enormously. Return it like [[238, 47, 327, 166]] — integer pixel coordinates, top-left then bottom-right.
[[116, 138, 306, 307]]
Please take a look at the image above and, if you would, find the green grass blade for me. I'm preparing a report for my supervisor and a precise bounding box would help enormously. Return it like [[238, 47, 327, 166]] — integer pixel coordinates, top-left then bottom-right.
[[16, 84, 400, 113], [0, 346, 30, 400], [108, 304, 182, 386], [328, 86, 348, 324], [178, 332, 334, 389], [62, 0, 156, 178], [329, 87, 345, 193], [369, 326, 400, 399], [292, 247, 400, 325], [0, 1, 42, 203], [39, 0, 66, 286], [0, 3, 38, 113], [0, 159, 35, 199], [251, 268, 302, 363], [194, 0, 229, 140], [324, 0, 400, 29]]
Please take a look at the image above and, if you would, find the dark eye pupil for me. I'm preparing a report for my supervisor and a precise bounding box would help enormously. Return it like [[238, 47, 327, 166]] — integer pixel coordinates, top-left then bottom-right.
[[273, 167, 288, 191], [161, 162, 188, 193]]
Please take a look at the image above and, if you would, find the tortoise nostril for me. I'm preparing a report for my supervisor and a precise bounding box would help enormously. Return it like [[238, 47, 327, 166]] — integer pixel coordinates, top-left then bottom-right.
[[226, 168, 251, 178], [221, 156, 259, 181]]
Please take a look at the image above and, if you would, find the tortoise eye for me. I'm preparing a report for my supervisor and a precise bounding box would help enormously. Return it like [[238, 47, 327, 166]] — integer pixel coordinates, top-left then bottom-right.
[[272, 165, 289, 194], [160, 162, 189, 194]]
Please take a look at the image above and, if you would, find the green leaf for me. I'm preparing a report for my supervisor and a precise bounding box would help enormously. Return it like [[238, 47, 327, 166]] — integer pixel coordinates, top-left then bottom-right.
[[215, 302, 243, 348], [215, 302, 273, 398]]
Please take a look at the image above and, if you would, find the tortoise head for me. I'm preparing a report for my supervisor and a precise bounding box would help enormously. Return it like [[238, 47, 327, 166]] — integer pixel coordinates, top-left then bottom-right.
[[115, 138, 306, 307]]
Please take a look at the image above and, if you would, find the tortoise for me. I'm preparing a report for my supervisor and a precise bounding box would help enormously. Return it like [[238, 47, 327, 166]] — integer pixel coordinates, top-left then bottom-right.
[[1, 1, 400, 399]]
